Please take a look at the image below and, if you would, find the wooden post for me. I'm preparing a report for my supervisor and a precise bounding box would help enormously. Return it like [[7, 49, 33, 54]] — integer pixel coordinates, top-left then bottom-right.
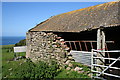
[[97, 28, 106, 74], [102, 30, 105, 64], [102, 31, 105, 51], [91, 49, 94, 78], [97, 29, 101, 50], [97, 29, 102, 75]]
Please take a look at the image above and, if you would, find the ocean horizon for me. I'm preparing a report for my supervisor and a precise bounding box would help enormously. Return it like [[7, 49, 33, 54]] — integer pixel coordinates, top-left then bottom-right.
[[1, 36, 26, 45]]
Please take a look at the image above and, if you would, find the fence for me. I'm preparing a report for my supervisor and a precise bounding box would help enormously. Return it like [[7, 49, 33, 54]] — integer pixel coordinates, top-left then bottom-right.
[[91, 49, 120, 79]]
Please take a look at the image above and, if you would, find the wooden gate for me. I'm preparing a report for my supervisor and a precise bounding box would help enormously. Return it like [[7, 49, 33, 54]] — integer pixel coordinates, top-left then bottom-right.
[[91, 49, 120, 79], [65, 41, 114, 66]]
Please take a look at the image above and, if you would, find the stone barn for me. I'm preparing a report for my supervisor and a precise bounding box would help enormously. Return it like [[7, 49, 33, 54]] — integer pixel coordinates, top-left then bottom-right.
[[26, 1, 120, 79]]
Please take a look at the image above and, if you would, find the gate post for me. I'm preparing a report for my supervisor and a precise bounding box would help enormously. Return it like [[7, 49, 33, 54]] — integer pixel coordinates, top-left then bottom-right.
[[102, 30, 105, 63], [97, 29, 101, 51], [97, 28, 106, 74]]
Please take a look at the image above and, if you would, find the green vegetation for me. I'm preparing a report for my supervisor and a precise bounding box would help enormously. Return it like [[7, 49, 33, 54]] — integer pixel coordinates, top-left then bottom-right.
[[15, 39, 26, 46], [2, 45, 90, 79], [2, 45, 26, 78], [71, 62, 91, 72], [11, 60, 60, 79], [55, 69, 89, 78]]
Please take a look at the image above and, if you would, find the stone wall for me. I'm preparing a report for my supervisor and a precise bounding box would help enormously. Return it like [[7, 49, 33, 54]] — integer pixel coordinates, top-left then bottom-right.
[[26, 31, 73, 66]]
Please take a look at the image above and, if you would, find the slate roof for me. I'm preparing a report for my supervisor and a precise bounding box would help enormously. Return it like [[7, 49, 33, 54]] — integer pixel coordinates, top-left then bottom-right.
[[30, 1, 120, 32]]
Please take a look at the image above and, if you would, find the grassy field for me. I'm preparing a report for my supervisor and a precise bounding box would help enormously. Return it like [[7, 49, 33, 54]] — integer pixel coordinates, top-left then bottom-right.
[[2, 45, 26, 78], [2, 45, 90, 79]]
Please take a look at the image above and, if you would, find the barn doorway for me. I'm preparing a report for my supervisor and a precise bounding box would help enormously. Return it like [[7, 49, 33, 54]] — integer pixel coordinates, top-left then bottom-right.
[[53, 28, 114, 52], [53, 26, 120, 79], [54, 29, 97, 52]]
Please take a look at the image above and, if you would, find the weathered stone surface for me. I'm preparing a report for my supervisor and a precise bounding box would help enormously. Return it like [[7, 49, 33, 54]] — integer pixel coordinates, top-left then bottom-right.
[[65, 60, 71, 65], [71, 69, 74, 71], [52, 45, 57, 48], [26, 31, 72, 67], [77, 71, 84, 73], [60, 39, 64, 42], [47, 49, 54, 53], [74, 67, 83, 71], [66, 67, 71, 70], [61, 45, 67, 49], [61, 42, 65, 45], [56, 37, 61, 39], [51, 56, 55, 59], [68, 56, 73, 60], [62, 58, 67, 62], [88, 73, 92, 77], [68, 63, 73, 67], [54, 48, 61, 53], [65, 47, 70, 51]]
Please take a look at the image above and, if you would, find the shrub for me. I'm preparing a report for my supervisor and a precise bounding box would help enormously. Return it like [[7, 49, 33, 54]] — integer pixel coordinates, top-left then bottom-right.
[[12, 59, 60, 79], [34, 61, 59, 78], [12, 59, 35, 78], [15, 39, 26, 46]]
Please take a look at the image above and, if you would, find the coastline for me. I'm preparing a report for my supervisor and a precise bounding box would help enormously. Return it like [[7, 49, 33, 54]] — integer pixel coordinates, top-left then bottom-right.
[[1, 36, 25, 45]]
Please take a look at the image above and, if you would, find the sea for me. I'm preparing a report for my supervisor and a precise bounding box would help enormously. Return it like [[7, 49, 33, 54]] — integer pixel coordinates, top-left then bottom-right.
[[1, 36, 26, 45]]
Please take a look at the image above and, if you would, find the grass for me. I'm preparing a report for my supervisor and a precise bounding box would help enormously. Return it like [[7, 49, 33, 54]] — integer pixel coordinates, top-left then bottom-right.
[[55, 69, 89, 78], [1, 45, 90, 79], [71, 62, 91, 72], [2, 45, 26, 78], [55, 62, 91, 78]]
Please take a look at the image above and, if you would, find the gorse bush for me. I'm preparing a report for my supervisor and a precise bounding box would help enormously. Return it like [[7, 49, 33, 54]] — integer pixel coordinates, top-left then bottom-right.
[[12, 59, 60, 79]]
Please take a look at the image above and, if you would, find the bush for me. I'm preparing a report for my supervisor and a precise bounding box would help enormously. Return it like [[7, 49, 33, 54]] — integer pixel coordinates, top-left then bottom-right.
[[12, 59, 60, 79], [34, 61, 59, 78], [12, 59, 35, 78], [15, 39, 26, 46]]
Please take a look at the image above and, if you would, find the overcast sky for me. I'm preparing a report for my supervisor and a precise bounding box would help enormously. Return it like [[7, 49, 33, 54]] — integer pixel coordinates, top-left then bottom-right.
[[2, 2, 105, 36]]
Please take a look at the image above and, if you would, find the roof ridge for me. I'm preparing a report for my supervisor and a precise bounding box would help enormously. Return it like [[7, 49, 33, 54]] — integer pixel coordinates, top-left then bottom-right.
[[55, 1, 118, 17], [30, 1, 119, 32]]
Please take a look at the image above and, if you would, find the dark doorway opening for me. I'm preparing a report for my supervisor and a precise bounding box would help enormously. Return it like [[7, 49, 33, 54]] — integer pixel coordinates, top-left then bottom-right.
[[54, 29, 97, 51], [104, 26, 120, 76]]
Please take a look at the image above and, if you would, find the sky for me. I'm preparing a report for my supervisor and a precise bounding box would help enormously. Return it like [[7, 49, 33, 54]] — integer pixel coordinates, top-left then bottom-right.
[[2, 2, 106, 37]]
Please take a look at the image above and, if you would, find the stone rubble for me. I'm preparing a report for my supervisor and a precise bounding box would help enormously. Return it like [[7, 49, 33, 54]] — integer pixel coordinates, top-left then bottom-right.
[[74, 67, 83, 71], [66, 67, 71, 70], [26, 31, 90, 76], [26, 31, 74, 67]]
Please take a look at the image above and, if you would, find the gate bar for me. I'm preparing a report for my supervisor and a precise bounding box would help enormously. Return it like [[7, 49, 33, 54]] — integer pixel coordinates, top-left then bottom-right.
[[73, 42, 77, 50], [65, 41, 114, 43], [92, 70, 120, 78], [69, 42, 72, 50], [79, 42, 82, 51], [84, 42, 88, 51], [97, 56, 120, 77]]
